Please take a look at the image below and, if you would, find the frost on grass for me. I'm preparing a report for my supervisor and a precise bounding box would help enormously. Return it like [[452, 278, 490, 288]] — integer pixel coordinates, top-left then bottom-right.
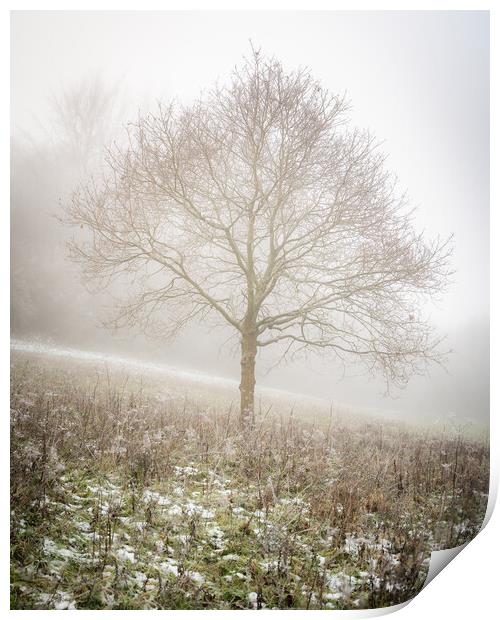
[[10, 356, 489, 610]]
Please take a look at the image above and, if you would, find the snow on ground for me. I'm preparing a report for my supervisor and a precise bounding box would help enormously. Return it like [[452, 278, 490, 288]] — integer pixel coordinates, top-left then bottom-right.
[[13, 461, 410, 610], [10, 338, 339, 410], [11, 338, 238, 390]]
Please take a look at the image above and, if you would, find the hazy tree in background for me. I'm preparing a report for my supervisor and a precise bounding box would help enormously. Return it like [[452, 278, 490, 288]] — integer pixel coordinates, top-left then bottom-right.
[[11, 77, 123, 338], [65, 51, 451, 424], [50, 76, 123, 168]]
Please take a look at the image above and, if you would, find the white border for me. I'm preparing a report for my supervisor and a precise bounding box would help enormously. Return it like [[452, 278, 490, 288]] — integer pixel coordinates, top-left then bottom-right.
[[3, 3, 495, 617]]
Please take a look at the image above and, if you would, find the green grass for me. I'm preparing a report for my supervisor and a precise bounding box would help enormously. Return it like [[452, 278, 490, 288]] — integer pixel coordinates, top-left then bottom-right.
[[10, 353, 489, 609]]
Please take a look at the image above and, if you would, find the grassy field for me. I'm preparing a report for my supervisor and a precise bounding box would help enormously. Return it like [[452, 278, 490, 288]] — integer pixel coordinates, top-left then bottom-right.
[[10, 347, 489, 610]]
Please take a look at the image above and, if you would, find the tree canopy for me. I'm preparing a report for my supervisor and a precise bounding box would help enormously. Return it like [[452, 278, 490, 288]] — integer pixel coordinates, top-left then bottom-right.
[[66, 51, 452, 421]]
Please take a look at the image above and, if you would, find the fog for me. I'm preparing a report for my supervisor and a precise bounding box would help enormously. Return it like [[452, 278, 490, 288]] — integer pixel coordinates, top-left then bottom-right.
[[10, 11, 489, 424]]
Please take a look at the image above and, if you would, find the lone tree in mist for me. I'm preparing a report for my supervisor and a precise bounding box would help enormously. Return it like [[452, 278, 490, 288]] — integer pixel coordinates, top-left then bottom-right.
[[66, 51, 451, 424]]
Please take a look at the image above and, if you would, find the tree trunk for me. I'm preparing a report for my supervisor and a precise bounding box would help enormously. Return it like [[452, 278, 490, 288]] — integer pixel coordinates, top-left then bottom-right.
[[239, 328, 257, 425]]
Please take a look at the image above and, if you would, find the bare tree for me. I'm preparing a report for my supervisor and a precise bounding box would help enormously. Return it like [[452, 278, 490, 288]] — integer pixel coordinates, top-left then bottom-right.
[[65, 51, 451, 424], [51, 76, 123, 168]]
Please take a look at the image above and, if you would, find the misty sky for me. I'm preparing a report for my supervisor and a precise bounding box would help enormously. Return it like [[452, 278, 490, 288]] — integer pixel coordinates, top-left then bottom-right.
[[10, 11, 490, 422], [11, 10, 489, 328]]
